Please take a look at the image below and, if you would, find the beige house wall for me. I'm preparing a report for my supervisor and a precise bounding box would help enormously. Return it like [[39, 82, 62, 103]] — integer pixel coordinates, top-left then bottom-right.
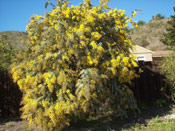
[[134, 53, 153, 62]]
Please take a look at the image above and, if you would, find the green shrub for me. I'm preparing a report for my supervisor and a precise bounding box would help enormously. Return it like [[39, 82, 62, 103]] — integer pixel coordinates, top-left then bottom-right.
[[152, 13, 165, 20], [150, 46, 158, 51], [161, 54, 175, 101], [0, 35, 17, 70], [137, 20, 146, 26]]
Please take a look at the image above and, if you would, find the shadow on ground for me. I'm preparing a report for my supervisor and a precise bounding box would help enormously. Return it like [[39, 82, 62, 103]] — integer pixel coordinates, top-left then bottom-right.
[[0, 106, 171, 131], [0, 117, 21, 125], [64, 106, 171, 131]]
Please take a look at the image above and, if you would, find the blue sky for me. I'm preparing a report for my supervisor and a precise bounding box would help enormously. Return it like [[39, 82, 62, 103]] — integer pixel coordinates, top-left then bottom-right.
[[0, 0, 174, 32]]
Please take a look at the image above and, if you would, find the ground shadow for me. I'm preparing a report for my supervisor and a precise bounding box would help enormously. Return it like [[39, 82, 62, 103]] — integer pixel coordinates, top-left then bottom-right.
[[0, 117, 22, 125], [64, 106, 171, 131]]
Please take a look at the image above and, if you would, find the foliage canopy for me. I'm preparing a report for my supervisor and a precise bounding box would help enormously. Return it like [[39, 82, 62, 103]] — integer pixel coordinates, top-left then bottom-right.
[[12, 0, 139, 130]]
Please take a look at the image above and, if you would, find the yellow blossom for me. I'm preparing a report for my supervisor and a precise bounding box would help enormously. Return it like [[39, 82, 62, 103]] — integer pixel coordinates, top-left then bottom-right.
[[87, 15, 95, 22], [91, 32, 102, 40], [90, 41, 98, 48]]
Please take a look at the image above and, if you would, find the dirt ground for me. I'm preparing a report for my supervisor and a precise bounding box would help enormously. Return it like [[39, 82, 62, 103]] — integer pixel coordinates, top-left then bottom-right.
[[0, 106, 173, 131], [0, 118, 39, 131]]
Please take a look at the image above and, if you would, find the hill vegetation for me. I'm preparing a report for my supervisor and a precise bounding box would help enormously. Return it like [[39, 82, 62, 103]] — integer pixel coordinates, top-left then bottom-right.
[[0, 17, 171, 52], [129, 18, 170, 51], [0, 31, 28, 49], [161, 7, 175, 49]]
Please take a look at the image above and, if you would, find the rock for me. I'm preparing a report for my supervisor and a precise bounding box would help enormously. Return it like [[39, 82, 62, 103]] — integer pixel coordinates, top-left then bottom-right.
[[165, 114, 175, 119]]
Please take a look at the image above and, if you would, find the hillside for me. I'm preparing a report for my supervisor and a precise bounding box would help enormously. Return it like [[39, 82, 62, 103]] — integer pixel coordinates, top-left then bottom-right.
[[130, 19, 170, 51], [0, 18, 170, 51], [0, 31, 28, 49]]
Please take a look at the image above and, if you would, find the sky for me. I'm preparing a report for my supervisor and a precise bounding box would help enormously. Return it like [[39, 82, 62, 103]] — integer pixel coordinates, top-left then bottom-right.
[[0, 0, 174, 32]]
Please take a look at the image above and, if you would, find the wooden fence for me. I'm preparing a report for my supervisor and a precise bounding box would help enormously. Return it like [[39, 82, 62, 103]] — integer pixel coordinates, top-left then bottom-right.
[[130, 61, 170, 104], [0, 70, 22, 118], [0, 61, 170, 117]]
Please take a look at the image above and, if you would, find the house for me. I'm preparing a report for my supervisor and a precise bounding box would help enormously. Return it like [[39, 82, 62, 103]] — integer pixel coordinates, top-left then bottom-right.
[[130, 45, 153, 62], [130, 45, 174, 62]]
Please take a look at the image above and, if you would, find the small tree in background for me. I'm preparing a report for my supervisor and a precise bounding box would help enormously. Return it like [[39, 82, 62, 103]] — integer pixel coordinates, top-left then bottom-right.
[[137, 20, 146, 26], [152, 13, 165, 20], [11, 0, 139, 130], [161, 7, 175, 48]]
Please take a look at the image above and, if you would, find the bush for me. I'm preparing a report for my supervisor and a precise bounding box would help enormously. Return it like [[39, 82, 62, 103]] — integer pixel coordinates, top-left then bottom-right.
[[152, 13, 165, 20], [161, 54, 175, 101], [137, 20, 146, 26], [11, 0, 139, 130], [139, 39, 149, 47]]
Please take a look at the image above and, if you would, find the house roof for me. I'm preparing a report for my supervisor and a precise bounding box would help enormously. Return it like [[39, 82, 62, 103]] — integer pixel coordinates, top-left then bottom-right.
[[153, 50, 174, 57], [130, 45, 153, 54]]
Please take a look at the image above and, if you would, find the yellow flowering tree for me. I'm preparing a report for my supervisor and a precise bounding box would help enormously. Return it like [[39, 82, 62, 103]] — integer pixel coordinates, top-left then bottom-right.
[[12, 0, 139, 130]]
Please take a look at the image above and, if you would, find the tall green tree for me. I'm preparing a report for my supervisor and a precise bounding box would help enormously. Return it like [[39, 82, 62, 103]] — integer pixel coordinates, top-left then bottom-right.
[[162, 7, 175, 48], [0, 35, 16, 70]]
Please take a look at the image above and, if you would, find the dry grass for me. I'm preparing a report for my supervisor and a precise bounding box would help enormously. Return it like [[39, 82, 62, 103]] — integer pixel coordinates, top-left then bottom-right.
[[0, 31, 28, 49], [130, 19, 170, 51]]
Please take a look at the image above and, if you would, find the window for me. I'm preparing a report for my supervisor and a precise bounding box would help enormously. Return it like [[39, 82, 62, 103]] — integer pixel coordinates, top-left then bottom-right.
[[136, 55, 146, 61]]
